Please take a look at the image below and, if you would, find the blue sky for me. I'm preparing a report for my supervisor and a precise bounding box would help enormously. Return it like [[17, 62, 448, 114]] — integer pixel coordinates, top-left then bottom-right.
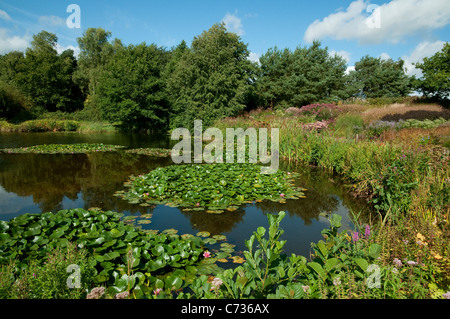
[[0, 0, 449, 76]]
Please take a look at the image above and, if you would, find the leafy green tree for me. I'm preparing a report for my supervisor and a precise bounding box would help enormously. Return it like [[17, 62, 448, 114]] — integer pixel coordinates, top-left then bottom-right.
[[413, 42, 449, 100], [349, 55, 411, 98], [74, 27, 122, 97], [258, 41, 348, 108], [14, 31, 83, 112], [166, 23, 258, 129], [96, 43, 170, 131]]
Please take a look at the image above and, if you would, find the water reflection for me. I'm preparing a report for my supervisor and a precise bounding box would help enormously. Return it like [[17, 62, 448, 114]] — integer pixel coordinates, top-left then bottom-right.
[[0, 132, 371, 256], [0, 152, 170, 219]]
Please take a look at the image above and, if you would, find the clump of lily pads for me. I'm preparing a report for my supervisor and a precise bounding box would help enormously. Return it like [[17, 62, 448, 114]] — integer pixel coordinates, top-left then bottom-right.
[[125, 148, 172, 157], [0, 143, 125, 154], [0, 208, 210, 298], [117, 163, 306, 211]]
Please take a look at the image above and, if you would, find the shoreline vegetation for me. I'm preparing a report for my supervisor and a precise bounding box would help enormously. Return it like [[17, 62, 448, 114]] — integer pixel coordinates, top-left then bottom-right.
[[0, 24, 449, 299], [1, 99, 449, 299]]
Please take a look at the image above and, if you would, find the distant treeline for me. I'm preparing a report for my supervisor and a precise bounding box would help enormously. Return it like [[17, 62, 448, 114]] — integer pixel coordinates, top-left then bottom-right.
[[0, 23, 448, 131]]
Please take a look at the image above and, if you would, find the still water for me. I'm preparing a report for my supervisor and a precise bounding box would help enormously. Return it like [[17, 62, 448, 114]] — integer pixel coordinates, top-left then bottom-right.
[[0, 132, 370, 257]]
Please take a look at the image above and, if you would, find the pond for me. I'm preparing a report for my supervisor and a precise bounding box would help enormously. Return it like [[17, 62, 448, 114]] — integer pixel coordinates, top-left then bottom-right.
[[0, 131, 371, 258]]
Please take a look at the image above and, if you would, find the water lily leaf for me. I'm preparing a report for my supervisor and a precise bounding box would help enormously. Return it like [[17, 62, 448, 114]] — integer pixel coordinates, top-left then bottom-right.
[[196, 231, 210, 237], [212, 235, 226, 241], [231, 256, 245, 264]]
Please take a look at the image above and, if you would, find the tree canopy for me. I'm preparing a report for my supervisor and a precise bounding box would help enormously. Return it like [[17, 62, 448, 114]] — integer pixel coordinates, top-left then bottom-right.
[[413, 42, 449, 100], [0, 24, 447, 130]]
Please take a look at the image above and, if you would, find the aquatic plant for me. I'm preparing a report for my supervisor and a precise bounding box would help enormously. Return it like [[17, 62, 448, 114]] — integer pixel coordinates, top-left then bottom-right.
[[117, 163, 306, 211], [0, 143, 125, 154]]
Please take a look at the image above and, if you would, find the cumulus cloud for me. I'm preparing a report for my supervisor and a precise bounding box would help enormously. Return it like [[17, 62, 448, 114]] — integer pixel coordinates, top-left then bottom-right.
[[0, 9, 11, 21], [304, 0, 450, 45], [0, 28, 31, 54], [402, 40, 446, 76], [329, 49, 351, 63], [248, 52, 260, 64], [379, 52, 391, 60], [56, 43, 80, 57], [222, 12, 244, 36]]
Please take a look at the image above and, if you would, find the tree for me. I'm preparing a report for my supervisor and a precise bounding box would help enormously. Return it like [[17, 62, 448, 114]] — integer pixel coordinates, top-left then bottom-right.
[[166, 23, 258, 129], [74, 27, 122, 97], [257, 41, 348, 108], [96, 43, 170, 131], [14, 31, 83, 112], [413, 42, 449, 100], [349, 55, 411, 98]]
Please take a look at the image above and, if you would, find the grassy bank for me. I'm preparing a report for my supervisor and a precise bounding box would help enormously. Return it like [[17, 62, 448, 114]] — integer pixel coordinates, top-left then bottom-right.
[[0, 119, 117, 133], [214, 102, 450, 298]]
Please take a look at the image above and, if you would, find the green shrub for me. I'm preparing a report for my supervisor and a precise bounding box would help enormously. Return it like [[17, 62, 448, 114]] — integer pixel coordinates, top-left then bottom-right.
[[0, 243, 96, 299]]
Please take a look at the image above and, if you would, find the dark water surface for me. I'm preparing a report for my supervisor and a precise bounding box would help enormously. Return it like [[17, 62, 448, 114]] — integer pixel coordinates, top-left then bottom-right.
[[0, 132, 370, 257]]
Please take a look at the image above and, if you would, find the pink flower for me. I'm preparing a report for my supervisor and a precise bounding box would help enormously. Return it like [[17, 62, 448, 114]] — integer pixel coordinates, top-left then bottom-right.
[[203, 251, 211, 258], [196, 202, 200, 206], [280, 193, 285, 197], [153, 288, 162, 296]]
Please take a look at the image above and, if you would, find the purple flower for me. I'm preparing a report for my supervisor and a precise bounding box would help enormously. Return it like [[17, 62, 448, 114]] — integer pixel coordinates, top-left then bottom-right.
[[352, 231, 360, 242], [365, 225, 370, 238], [407, 260, 418, 266], [443, 291, 450, 299], [393, 258, 403, 267]]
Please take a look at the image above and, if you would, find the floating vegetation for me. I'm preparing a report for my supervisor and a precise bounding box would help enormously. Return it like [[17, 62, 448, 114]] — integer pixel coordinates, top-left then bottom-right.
[[0, 143, 125, 154], [116, 163, 306, 209], [0, 208, 208, 297], [125, 148, 172, 157]]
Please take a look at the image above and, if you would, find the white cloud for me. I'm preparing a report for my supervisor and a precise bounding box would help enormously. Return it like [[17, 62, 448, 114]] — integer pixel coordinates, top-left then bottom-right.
[[329, 49, 351, 63], [222, 12, 244, 36], [0, 28, 31, 54], [0, 9, 11, 21], [379, 52, 391, 60], [402, 40, 446, 76], [38, 15, 65, 27], [56, 43, 80, 57], [345, 65, 355, 74], [248, 52, 260, 64], [304, 0, 450, 45]]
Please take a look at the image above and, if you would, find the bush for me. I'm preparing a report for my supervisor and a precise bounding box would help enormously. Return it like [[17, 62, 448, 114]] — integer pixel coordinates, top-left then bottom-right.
[[0, 243, 96, 299], [299, 104, 342, 121]]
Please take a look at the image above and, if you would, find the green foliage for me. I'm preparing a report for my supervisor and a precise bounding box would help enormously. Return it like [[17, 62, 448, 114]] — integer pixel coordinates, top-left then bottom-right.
[[14, 31, 84, 112], [257, 41, 348, 108], [166, 23, 257, 129], [372, 153, 419, 216], [0, 208, 206, 298], [218, 211, 309, 298], [118, 163, 305, 210], [0, 81, 33, 121], [0, 243, 96, 299], [414, 42, 449, 100], [96, 43, 170, 131], [0, 143, 124, 154], [348, 55, 411, 98], [333, 113, 364, 137]]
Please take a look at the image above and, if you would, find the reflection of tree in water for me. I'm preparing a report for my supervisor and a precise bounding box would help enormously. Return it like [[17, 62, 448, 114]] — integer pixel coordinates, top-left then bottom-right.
[[180, 209, 246, 235], [0, 153, 87, 212], [277, 162, 373, 224], [0, 152, 171, 214]]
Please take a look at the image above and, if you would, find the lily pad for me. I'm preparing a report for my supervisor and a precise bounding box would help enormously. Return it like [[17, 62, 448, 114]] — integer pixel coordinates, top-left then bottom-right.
[[196, 231, 211, 238], [118, 163, 306, 209]]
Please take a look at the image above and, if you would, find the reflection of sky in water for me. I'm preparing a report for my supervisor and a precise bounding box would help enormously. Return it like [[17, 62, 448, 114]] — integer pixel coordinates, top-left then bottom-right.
[[0, 132, 371, 257]]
